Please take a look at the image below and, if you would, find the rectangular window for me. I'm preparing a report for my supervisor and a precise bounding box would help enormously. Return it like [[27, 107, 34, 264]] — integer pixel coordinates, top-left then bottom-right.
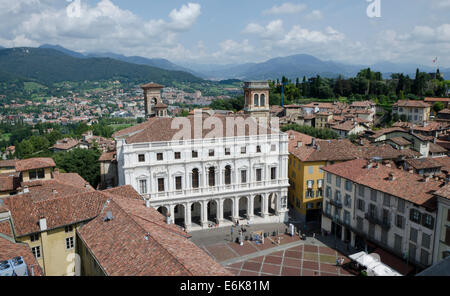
[[37, 169, 45, 179], [157, 153, 163, 161], [357, 199, 365, 211], [344, 210, 350, 225], [383, 194, 391, 207], [410, 227, 418, 243], [174, 152, 181, 159], [422, 233, 431, 249], [358, 185, 365, 197], [30, 234, 39, 242], [410, 209, 421, 224], [308, 166, 314, 174], [29, 170, 37, 180], [32, 246, 41, 259], [209, 149, 215, 157], [409, 244, 417, 262], [158, 178, 165, 192], [225, 148, 231, 155], [357, 217, 363, 231], [422, 214, 434, 230], [370, 189, 377, 202], [192, 150, 198, 158], [396, 215, 404, 229], [344, 194, 352, 208], [382, 209, 390, 225], [335, 176, 341, 187], [256, 145, 261, 153], [271, 167, 277, 180], [65, 237, 74, 250], [345, 180, 352, 192], [256, 169, 262, 182], [369, 204, 377, 218], [175, 176, 182, 190], [271, 145, 276, 152], [335, 191, 342, 202], [241, 170, 247, 183], [139, 180, 147, 194], [394, 234, 402, 251], [326, 186, 331, 198], [420, 249, 429, 266], [327, 173, 332, 184], [398, 199, 405, 213], [241, 147, 246, 154], [65, 225, 73, 233], [138, 154, 145, 162]]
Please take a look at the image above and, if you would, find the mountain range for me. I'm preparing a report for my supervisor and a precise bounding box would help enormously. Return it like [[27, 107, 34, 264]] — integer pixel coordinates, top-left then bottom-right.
[[0, 44, 448, 84], [0, 47, 202, 86]]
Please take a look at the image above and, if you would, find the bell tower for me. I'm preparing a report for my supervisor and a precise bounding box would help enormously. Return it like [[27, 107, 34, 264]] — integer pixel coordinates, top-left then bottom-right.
[[141, 82, 167, 118], [243, 81, 270, 119]]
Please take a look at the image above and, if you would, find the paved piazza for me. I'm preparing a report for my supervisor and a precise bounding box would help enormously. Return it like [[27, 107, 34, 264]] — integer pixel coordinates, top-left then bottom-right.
[[190, 223, 354, 277]]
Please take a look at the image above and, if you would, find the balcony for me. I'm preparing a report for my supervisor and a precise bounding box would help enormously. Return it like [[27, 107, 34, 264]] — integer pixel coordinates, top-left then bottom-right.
[[364, 213, 391, 230], [329, 199, 343, 208]]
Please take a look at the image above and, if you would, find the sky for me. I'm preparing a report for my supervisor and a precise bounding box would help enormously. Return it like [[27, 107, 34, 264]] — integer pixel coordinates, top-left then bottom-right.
[[0, 0, 449, 67]]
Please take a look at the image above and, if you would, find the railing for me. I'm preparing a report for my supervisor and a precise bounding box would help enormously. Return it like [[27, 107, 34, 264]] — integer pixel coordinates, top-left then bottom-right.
[[329, 199, 343, 209], [143, 179, 289, 200], [364, 213, 391, 230]]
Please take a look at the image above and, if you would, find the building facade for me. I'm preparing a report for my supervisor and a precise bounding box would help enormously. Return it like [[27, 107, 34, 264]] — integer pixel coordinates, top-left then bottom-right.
[[393, 100, 431, 124], [432, 185, 450, 263], [322, 159, 441, 271], [114, 115, 290, 231]]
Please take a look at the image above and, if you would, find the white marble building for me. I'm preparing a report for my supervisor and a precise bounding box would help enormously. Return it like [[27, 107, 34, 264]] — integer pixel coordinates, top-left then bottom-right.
[[113, 114, 290, 231]]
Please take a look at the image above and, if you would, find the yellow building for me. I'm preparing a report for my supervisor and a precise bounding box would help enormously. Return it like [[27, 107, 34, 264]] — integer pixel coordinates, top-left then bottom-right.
[[315, 112, 333, 129], [0, 157, 101, 276], [287, 130, 360, 223]]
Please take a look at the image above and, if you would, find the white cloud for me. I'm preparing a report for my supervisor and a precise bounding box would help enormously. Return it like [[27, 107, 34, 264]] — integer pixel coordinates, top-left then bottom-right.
[[305, 10, 323, 21], [243, 20, 284, 40], [0, 0, 202, 61], [263, 3, 307, 15], [432, 0, 450, 8]]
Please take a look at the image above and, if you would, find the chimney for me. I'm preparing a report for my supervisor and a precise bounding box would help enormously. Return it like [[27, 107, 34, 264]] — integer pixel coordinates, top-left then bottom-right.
[[39, 218, 47, 231], [23, 186, 29, 194], [388, 172, 395, 181], [145, 199, 150, 208], [52, 189, 57, 194], [297, 141, 303, 147], [311, 138, 316, 147], [84, 183, 90, 188], [409, 169, 414, 174]]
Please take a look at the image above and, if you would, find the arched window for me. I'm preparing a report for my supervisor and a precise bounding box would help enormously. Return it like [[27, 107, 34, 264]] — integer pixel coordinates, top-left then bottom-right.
[[225, 165, 232, 185], [208, 167, 215, 187], [254, 94, 259, 107], [151, 98, 157, 105], [192, 168, 199, 188], [260, 94, 265, 107]]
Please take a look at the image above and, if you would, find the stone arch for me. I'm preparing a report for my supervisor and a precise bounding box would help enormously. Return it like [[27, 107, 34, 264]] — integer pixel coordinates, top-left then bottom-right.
[[207, 200, 219, 223], [174, 204, 185, 227], [254, 94, 259, 107], [190, 202, 202, 226], [254, 195, 263, 218], [157, 206, 169, 217], [238, 196, 249, 218], [268, 193, 278, 215], [223, 198, 234, 222]]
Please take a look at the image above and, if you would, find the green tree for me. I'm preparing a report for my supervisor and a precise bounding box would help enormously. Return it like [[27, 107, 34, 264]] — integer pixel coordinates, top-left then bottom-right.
[[433, 102, 444, 114]]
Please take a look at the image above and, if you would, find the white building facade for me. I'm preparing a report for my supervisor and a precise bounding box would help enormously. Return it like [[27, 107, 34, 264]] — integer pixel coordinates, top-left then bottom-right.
[[114, 119, 290, 231]]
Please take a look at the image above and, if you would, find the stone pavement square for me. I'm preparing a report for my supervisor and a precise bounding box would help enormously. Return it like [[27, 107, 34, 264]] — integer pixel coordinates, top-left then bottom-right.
[[320, 263, 339, 274], [281, 266, 301, 276], [261, 264, 281, 275], [303, 252, 319, 261], [242, 261, 262, 272], [304, 245, 319, 253], [264, 255, 283, 265], [283, 258, 302, 268], [302, 269, 319, 276], [320, 254, 338, 264], [319, 246, 336, 255], [227, 241, 259, 256], [302, 260, 319, 270], [285, 250, 302, 259], [248, 256, 265, 263], [240, 270, 259, 276]]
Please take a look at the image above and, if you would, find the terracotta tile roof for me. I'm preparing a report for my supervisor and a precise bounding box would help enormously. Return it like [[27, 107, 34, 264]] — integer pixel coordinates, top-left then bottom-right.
[[286, 130, 314, 151], [15, 158, 56, 172], [99, 151, 116, 162], [393, 100, 431, 108], [332, 121, 362, 132], [406, 158, 443, 170], [0, 160, 17, 168], [289, 138, 360, 162], [413, 122, 449, 132], [432, 157, 450, 173], [425, 97, 450, 103], [358, 144, 421, 160], [393, 122, 412, 129], [434, 184, 450, 200], [388, 137, 412, 146], [366, 127, 406, 139], [141, 82, 164, 89], [102, 185, 142, 200], [438, 109, 450, 115], [0, 175, 19, 192], [117, 115, 275, 144], [322, 159, 442, 208], [4, 190, 107, 237], [77, 194, 232, 276], [284, 105, 302, 108], [0, 237, 44, 276], [430, 142, 448, 153], [52, 138, 79, 150], [351, 101, 375, 107], [0, 220, 13, 237]]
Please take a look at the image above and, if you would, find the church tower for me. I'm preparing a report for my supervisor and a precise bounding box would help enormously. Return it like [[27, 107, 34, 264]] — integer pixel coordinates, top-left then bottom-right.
[[141, 82, 168, 118], [243, 81, 270, 119]]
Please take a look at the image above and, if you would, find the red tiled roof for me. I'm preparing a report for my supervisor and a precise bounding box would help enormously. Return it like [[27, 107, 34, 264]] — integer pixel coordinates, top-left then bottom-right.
[[393, 100, 430, 108], [52, 138, 79, 150], [0, 160, 17, 168], [406, 158, 443, 170], [0, 175, 19, 192], [322, 159, 442, 208], [115, 115, 275, 144], [289, 137, 360, 162], [0, 237, 44, 276], [141, 82, 164, 89], [387, 137, 412, 146], [15, 158, 56, 172], [102, 185, 142, 200], [424, 97, 450, 103], [77, 194, 232, 276], [332, 121, 362, 132], [434, 184, 450, 200], [429, 142, 447, 154], [0, 220, 13, 237], [99, 151, 116, 162]]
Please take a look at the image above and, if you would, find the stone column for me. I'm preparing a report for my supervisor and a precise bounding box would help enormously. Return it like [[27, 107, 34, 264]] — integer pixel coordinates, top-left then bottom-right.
[[169, 204, 175, 225], [218, 199, 224, 224], [185, 202, 192, 229], [201, 200, 209, 228], [262, 193, 269, 218], [247, 195, 255, 221], [233, 197, 240, 221]]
